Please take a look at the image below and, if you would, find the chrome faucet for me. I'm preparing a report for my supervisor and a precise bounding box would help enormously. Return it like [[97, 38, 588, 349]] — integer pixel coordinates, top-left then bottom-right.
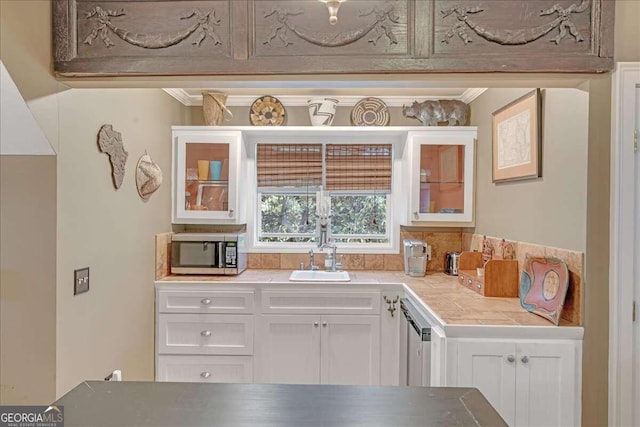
[[307, 250, 319, 271], [319, 242, 342, 272]]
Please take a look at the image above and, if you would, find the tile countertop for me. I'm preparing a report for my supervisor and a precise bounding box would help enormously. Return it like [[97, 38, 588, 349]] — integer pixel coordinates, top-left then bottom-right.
[[157, 270, 582, 332]]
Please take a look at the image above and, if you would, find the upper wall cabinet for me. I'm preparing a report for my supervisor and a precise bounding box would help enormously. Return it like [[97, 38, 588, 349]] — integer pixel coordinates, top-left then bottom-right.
[[54, 0, 614, 76], [406, 128, 477, 226], [172, 128, 245, 224]]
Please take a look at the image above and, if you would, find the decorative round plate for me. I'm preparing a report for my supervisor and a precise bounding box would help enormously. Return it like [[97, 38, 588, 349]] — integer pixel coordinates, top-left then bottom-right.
[[250, 95, 286, 126], [351, 97, 390, 126]]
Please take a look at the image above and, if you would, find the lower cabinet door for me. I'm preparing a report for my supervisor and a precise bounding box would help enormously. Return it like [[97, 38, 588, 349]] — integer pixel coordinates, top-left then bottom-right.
[[256, 314, 321, 384], [157, 355, 253, 383], [514, 342, 577, 427], [456, 340, 517, 426], [320, 315, 380, 386]]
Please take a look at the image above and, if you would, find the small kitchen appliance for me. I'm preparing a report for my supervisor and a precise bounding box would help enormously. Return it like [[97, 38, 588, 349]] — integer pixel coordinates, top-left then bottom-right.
[[403, 239, 428, 277], [444, 251, 461, 276], [170, 233, 246, 275]]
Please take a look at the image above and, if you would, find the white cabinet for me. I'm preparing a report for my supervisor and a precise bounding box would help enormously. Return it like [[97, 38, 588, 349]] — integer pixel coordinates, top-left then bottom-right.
[[406, 128, 476, 225], [257, 314, 380, 386], [157, 313, 253, 355], [320, 315, 380, 385], [171, 127, 245, 224], [451, 339, 579, 427], [256, 290, 382, 386], [157, 355, 253, 383], [257, 314, 321, 384], [156, 289, 255, 384]]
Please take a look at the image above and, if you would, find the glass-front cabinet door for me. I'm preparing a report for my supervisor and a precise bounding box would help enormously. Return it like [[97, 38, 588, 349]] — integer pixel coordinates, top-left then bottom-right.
[[407, 128, 476, 225], [172, 128, 243, 224]]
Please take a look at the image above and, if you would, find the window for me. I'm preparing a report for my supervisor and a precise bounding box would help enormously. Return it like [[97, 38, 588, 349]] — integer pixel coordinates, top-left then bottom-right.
[[255, 143, 393, 248]]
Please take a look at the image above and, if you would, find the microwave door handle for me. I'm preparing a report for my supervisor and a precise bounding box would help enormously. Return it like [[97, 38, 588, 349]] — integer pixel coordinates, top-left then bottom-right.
[[218, 242, 224, 268]]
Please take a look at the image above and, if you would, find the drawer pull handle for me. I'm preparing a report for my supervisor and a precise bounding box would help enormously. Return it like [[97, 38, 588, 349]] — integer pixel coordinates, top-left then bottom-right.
[[201, 330, 212, 337], [201, 298, 212, 305], [322, 322, 327, 327], [477, 284, 481, 289], [507, 355, 515, 363], [521, 356, 529, 364], [200, 372, 211, 379], [468, 279, 472, 285], [313, 322, 319, 327]]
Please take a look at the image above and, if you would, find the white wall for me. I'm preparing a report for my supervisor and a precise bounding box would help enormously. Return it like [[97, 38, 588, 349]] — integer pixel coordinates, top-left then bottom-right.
[[470, 88, 589, 252], [55, 88, 183, 396]]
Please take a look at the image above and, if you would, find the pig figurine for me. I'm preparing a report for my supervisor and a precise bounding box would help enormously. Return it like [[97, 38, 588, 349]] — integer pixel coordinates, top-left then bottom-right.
[[402, 100, 470, 126]]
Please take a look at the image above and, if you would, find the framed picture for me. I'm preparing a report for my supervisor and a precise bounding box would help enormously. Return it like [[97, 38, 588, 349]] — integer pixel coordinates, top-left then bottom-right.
[[492, 89, 542, 182]]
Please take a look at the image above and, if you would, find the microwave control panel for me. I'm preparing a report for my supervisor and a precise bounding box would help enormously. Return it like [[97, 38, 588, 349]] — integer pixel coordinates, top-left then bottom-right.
[[225, 243, 237, 267]]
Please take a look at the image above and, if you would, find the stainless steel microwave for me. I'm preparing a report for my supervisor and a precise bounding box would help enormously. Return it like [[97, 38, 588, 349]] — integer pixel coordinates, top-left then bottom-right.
[[170, 233, 247, 275]]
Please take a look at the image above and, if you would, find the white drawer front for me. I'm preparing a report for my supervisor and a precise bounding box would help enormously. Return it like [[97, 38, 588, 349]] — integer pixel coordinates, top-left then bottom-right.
[[157, 355, 253, 383], [158, 290, 254, 314], [261, 291, 381, 314], [158, 314, 253, 355]]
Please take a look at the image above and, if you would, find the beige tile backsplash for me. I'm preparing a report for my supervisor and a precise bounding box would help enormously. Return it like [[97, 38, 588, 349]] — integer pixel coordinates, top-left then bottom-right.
[[462, 232, 583, 325], [155, 229, 583, 324]]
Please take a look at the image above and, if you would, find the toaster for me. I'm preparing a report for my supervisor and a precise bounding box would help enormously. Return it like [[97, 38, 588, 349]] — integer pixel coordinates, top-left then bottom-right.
[[444, 252, 461, 275]]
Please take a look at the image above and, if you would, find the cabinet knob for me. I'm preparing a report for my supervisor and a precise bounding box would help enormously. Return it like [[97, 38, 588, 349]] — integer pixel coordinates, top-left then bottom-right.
[[313, 322, 319, 327], [477, 284, 481, 289], [200, 372, 211, 379], [507, 355, 515, 363], [201, 298, 212, 305], [521, 356, 529, 364], [201, 330, 212, 337], [322, 322, 327, 327], [228, 209, 234, 217]]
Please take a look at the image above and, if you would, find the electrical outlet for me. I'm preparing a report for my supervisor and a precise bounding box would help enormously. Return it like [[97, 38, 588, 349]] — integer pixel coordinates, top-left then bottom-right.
[[74, 267, 90, 295]]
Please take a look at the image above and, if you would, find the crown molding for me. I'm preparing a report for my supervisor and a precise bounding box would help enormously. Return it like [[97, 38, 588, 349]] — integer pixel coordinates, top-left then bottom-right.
[[163, 88, 488, 107], [460, 88, 488, 103]]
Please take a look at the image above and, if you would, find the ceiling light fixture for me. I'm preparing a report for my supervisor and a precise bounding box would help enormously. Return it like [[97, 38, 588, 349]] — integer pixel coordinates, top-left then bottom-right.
[[318, 0, 347, 25]]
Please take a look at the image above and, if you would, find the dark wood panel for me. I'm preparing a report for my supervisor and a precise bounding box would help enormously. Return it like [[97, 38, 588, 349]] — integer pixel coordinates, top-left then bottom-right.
[[53, 0, 614, 75], [75, 0, 233, 58], [432, 0, 594, 55], [251, 0, 409, 58]]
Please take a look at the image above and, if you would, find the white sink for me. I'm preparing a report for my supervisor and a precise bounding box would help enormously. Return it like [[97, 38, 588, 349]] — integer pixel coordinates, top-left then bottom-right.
[[289, 270, 351, 282]]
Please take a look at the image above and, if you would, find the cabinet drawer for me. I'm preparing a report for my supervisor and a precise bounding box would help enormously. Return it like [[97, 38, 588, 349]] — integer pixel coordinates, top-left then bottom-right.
[[157, 355, 252, 383], [261, 291, 380, 314], [157, 314, 253, 355], [158, 290, 254, 314]]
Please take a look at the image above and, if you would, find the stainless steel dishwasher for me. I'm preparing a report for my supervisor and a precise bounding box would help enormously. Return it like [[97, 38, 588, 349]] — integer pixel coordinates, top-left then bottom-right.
[[400, 298, 432, 386]]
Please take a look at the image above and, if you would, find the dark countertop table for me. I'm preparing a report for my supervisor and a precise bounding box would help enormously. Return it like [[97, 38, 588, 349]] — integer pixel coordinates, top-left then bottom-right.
[[54, 381, 507, 427]]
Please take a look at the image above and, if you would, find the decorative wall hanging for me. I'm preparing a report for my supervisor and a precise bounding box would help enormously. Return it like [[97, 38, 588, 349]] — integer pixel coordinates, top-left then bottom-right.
[[441, 0, 589, 46], [402, 100, 470, 126], [97, 124, 128, 189], [202, 91, 233, 126], [83, 6, 221, 49], [492, 89, 541, 182], [263, 5, 399, 47], [519, 255, 570, 325], [308, 98, 338, 126], [351, 97, 390, 126], [250, 96, 286, 126], [136, 152, 163, 200]]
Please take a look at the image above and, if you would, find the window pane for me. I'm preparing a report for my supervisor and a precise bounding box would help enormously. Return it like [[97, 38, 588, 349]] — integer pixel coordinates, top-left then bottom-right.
[[260, 194, 316, 238], [330, 195, 387, 238]]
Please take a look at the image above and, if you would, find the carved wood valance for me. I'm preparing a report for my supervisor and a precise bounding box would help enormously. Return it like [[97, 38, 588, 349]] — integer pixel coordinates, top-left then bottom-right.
[[53, 0, 614, 76]]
